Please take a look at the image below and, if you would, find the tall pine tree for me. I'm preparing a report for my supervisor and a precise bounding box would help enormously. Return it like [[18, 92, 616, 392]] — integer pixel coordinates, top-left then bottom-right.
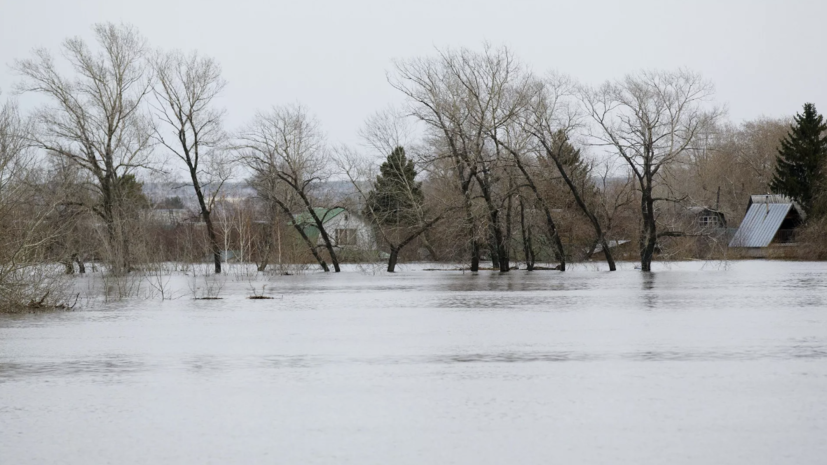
[[770, 103, 827, 213], [365, 147, 423, 225]]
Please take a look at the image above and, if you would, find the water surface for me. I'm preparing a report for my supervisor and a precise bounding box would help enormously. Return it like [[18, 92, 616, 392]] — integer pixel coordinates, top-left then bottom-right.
[[2, 261, 826, 464]]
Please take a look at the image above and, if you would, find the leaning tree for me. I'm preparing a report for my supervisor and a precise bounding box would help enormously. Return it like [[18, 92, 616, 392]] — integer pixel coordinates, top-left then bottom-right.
[[240, 104, 341, 272]]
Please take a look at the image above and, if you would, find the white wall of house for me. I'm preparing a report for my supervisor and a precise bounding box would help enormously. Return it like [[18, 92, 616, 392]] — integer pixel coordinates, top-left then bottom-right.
[[318, 211, 376, 250]]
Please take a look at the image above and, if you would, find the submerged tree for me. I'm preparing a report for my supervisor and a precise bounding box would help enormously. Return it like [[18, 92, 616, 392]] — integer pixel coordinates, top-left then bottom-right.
[[770, 103, 827, 214], [391, 45, 535, 272], [14, 23, 153, 274], [240, 104, 341, 272], [581, 69, 720, 272], [516, 74, 618, 270], [152, 50, 230, 274], [0, 96, 68, 312], [340, 143, 446, 272]]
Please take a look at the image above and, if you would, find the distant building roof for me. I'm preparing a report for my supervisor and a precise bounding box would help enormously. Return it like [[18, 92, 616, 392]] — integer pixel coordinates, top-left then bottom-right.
[[594, 240, 630, 253], [289, 208, 346, 226], [288, 208, 347, 243], [729, 195, 806, 248], [686, 206, 723, 216], [748, 194, 798, 206]]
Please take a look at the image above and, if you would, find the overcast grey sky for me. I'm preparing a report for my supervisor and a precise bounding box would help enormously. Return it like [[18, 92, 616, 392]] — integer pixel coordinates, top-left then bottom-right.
[[2, 0, 825, 145]]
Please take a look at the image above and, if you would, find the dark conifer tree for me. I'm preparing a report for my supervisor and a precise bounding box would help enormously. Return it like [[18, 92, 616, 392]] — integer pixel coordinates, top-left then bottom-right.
[[770, 103, 827, 213], [365, 147, 423, 225]]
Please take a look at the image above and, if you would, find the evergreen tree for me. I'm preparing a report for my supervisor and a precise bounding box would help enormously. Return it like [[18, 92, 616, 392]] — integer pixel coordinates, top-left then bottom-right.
[[365, 147, 423, 225], [770, 103, 827, 213]]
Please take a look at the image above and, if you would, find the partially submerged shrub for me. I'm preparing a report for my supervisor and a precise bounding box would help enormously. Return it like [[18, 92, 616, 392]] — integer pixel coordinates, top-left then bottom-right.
[[0, 265, 74, 313]]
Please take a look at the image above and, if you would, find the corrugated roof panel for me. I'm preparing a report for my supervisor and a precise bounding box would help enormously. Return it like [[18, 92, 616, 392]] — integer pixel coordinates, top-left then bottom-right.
[[729, 203, 791, 247]]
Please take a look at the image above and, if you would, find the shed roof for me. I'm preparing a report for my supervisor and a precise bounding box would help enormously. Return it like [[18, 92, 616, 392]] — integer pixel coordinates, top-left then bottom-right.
[[729, 203, 792, 247], [749, 194, 793, 205], [729, 194, 807, 248]]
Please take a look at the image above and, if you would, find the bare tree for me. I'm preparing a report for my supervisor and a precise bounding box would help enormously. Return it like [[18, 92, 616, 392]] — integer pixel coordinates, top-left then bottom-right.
[[14, 23, 153, 274], [239, 104, 341, 272], [391, 45, 531, 272], [590, 157, 636, 258], [488, 73, 576, 270], [581, 69, 720, 271], [42, 157, 96, 274], [0, 96, 69, 312], [152, 50, 230, 274], [516, 75, 619, 270]]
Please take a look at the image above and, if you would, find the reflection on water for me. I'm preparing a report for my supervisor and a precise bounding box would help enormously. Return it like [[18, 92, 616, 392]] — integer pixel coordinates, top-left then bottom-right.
[[434, 351, 594, 363], [1, 261, 827, 464], [4, 346, 826, 381], [0, 355, 145, 379], [641, 272, 657, 309], [641, 272, 656, 291]]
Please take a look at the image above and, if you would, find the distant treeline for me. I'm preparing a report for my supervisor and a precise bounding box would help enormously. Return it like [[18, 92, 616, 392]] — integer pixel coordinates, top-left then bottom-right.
[[1, 23, 826, 311]]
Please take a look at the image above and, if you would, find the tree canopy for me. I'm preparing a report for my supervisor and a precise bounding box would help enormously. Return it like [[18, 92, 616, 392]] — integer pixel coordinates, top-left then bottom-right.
[[365, 147, 423, 225], [770, 103, 827, 214]]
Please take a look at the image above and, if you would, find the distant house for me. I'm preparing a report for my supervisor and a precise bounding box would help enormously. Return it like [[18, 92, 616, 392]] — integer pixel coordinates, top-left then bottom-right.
[[592, 239, 635, 260], [687, 206, 727, 231], [729, 195, 807, 249], [593, 239, 631, 253], [291, 208, 377, 251], [150, 208, 195, 227]]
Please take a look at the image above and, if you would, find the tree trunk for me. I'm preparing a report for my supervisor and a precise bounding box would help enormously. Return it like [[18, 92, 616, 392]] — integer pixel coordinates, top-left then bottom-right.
[[639, 186, 657, 272], [543, 208, 566, 271], [519, 197, 535, 271], [599, 235, 617, 272], [120, 218, 131, 273], [387, 247, 399, 272], [204, 212, 222, 274], [190, 171, 222, 274], [256, 218, 275, 272], [503, 192, 514, 272], [541, 141, 616, 271], [101, 181, 125, 275], [506, 148, 566, 271], [489, 227, 500, 269], [299, 193, 340, 272], [461, 185, 480, 272], [270, 198, 329, 272], [256, 252, 270, 272], [378, 215, 445, 273], [422, 231, 439, 261], [478, 184, 508, 272], [292, 223, 329, 272]]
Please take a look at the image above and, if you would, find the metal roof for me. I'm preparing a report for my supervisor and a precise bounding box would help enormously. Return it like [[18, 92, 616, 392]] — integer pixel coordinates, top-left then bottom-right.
[[729, 202, 792, 247], [747, 195, 807, 221], [749, 194, 792, 205]]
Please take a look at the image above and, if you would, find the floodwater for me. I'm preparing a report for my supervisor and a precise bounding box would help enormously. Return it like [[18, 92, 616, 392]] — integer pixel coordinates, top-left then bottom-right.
[[1, 261, 826, 464]]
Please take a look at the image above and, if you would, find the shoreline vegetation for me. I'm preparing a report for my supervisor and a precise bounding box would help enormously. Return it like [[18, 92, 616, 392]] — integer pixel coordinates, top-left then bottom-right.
[[3, 256, 823, 314], [2, 23, 826, 313]]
